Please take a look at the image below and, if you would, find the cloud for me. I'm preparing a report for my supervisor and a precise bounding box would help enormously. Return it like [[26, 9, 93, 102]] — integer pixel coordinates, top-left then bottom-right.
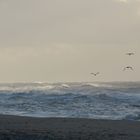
[[0, 0, 140, 82], [0, 0, 140, 47]]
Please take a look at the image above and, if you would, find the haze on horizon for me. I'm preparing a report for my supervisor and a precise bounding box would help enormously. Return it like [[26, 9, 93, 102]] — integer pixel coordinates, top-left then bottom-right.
[[0, 0, 140, 83]]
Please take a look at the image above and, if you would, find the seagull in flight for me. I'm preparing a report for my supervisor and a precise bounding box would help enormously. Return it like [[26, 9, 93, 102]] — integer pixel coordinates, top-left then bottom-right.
[[91, 72, 100, 76], [126, 52, 134, 56], [123, 66, 134, 71]]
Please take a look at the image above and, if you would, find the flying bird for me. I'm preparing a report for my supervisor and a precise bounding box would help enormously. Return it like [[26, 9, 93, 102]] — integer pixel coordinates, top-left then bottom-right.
[[123, 66, 134, 71], [126, 53, 134, 56], [91, 72, 100, 76]]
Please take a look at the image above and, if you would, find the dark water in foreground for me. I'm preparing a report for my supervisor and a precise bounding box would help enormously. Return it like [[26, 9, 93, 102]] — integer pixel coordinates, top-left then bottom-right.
[[0, 82, 140, 121]]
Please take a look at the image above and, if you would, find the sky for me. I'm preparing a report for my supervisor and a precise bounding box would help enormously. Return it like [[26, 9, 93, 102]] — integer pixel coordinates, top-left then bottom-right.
[[0, 0, 140, 82]]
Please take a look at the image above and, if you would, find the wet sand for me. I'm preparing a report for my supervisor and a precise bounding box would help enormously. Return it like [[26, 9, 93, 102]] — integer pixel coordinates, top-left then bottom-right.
[[0, 115, 140, 140]]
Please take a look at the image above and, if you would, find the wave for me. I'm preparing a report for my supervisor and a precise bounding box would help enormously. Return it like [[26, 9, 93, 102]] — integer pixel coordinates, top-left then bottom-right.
[[0, 82, 140, 120]]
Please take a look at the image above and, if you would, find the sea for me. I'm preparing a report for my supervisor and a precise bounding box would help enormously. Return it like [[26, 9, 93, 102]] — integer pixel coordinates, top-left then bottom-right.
[[0, 82, 140, 121]]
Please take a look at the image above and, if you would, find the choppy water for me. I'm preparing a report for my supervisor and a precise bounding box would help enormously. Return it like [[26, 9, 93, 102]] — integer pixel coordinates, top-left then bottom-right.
[[0, 82, 140, 120]]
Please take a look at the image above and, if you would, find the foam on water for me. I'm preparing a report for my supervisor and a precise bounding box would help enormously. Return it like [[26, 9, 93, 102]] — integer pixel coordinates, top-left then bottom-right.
[[0, 82, 140, 120]]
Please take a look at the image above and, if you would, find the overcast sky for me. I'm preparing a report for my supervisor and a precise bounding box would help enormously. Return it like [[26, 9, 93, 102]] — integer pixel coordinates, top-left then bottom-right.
[[0, 0, 140, 82]]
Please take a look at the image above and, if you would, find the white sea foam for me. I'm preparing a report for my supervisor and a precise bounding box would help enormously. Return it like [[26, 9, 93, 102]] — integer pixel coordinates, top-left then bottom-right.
[[61, 84, 70, 88], [82, 82, 114, 88]]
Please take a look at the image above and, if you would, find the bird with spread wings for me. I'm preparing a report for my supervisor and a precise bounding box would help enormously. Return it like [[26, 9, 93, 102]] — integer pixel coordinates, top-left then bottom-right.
[[126, 53, 134, 56], [123, 66, 134, 71], [91, 72, 100, 76]]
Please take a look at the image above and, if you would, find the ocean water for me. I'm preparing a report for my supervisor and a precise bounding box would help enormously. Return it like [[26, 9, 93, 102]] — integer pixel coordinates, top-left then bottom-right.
[[0, 82, 140, 121]]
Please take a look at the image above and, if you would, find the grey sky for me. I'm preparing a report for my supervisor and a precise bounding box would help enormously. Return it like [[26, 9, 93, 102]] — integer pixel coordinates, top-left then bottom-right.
[[0, 0, 140, 82]]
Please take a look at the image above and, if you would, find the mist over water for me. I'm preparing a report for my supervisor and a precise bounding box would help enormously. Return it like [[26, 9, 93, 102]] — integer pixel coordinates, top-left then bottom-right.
[[0, 82, 140, 121]]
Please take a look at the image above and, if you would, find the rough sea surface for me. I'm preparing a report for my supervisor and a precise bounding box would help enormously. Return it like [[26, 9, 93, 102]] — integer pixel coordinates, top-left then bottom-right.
[[0, 82, 140, 121]]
